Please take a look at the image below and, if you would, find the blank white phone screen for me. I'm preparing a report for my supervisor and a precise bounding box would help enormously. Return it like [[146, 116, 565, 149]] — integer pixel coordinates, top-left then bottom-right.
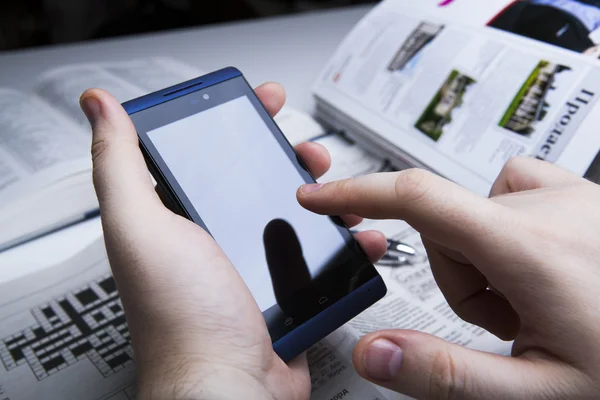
[[147, 95, 347, 312]]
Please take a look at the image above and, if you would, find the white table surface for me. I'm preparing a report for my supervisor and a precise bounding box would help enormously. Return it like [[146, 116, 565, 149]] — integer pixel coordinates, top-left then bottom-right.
[[0, 5, 371, 282]]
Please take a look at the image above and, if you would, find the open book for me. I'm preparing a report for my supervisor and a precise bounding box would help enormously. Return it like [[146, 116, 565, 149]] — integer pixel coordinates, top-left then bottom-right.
[[0, 56, 335, 253], [313, 0, 600, 195], [0, 58, 201, 251]]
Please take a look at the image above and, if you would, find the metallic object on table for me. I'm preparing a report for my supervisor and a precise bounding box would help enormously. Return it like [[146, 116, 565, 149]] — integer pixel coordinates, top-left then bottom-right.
[[379, 237, 418, 267], [351, 230, 418, 267]]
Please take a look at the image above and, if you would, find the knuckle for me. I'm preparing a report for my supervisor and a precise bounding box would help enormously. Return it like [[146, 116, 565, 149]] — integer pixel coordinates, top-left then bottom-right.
[[91, 139, 111, 192], [504, 155, 528, 171], [335, 179, 356, 214], [502, 156, 537, 182], [91, 137, 110, 166], [428, 348, 464, 400], [394, 169, 432, 205], [494, 157, 531, 195]]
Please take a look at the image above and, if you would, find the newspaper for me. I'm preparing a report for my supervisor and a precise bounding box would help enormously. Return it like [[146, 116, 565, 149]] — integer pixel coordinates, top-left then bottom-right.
[[0, 241, 135, 400], [313, 0, 600, 195], [0, 131, 511, 400]]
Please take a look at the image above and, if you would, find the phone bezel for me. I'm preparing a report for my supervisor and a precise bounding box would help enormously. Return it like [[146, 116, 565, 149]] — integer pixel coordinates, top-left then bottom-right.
[[123, 67, 387, 362]]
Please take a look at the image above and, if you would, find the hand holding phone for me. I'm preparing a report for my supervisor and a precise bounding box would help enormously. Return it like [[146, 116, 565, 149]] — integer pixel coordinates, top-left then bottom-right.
[[80, 82, 387, 399]]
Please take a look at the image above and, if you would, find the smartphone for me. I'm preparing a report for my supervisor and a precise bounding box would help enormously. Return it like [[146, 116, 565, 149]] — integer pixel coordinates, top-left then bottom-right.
[[123, 67, 387, 362]]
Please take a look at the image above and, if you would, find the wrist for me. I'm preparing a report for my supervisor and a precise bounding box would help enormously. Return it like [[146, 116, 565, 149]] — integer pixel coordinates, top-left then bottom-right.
[[136, 357, 274, 400]]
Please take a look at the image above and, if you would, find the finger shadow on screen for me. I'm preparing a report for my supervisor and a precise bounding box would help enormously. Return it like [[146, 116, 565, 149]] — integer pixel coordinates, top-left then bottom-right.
[[263, 219, 313, 314], [262, 218, 366, 341]]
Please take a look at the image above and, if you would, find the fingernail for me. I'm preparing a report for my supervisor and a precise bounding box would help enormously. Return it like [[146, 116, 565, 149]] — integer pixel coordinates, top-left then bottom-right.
[[80, 95, 101, 126], [300, 183, 324, 194], [364, 339, 403, 381]]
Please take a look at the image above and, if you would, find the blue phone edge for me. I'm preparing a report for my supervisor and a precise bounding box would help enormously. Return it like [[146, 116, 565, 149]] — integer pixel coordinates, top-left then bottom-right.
[[123, 66, 387, 362], [123, 66, 242, 114], [274, 275, 386, 362]]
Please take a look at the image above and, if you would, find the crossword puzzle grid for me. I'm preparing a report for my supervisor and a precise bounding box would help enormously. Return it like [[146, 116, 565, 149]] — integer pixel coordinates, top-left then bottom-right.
[[0, 275, 133, 380]]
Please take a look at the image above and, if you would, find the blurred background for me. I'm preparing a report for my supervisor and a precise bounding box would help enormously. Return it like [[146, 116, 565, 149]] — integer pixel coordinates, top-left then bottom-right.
[[0, 0, 377, 51]]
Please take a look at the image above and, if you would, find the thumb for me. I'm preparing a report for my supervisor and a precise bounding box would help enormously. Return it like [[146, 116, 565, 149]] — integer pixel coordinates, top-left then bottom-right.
[[489, 156, 581, 197], [80, 88, 161, 220], [353, 330, 581, 400]]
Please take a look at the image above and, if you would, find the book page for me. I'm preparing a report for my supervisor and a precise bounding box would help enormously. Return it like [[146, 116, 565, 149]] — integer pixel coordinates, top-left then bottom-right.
[[0, 57, 205, 251], [33, 58, 203, 127], [0, 89, 89, 205], [101, 58, 201, 94], [313, 0, 600, 194]]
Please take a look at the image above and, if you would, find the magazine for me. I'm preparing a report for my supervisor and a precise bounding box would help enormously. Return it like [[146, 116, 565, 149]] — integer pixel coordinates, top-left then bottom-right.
[[313, 0, 600, 195]]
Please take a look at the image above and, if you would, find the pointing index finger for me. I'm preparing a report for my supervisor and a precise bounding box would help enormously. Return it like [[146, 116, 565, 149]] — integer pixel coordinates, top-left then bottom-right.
[[297, 169, 501, 252]]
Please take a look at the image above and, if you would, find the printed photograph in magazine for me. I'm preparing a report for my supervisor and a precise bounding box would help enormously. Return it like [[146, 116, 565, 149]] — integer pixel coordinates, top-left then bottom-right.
[[387, 21, 445, 72], [499, 60, 573, 137], [489, 0, 600, 58], [414, 70, 476, 141]]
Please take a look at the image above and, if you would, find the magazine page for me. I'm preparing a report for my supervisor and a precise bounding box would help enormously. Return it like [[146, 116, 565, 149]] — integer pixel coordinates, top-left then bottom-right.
[[409, 0, 600, 62], [313, 0, 600, 194], [371, 0, 513, 28]]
